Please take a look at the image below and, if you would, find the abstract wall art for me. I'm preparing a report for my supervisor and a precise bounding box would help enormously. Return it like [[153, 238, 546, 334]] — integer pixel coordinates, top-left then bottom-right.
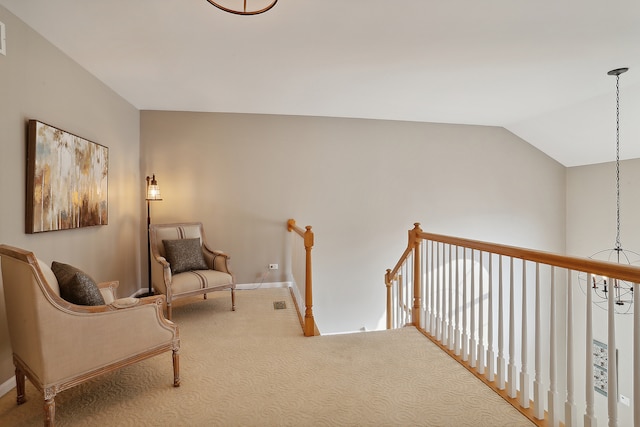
[[26, 120, 108, 233]]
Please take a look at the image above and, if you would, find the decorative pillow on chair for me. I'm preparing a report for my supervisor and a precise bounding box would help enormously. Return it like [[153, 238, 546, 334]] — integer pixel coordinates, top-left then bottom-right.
[[163, 238, 208, 274], [51, 261, 105, 306]]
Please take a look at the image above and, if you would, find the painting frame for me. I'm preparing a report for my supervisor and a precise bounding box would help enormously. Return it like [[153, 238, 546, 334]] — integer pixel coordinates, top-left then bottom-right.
[[26, 120, 109, 233]]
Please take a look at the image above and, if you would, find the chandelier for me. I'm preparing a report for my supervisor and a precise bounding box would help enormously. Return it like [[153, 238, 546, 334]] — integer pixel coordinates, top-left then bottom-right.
[[581, 67, 640, 314], [205, 0, 278, 15]]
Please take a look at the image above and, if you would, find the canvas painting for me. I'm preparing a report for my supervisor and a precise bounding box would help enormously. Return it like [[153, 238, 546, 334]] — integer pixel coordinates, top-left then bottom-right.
[[26, 120, 108, 233]]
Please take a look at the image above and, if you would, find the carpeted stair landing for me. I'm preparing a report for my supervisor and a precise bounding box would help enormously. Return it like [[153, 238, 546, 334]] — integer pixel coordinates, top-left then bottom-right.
[[0, 287, 534, 426]]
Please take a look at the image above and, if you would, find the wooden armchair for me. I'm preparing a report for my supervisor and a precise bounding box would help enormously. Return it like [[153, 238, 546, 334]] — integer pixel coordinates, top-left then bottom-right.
[[149, 222, 236, 319], [0, 245, 180, 427]]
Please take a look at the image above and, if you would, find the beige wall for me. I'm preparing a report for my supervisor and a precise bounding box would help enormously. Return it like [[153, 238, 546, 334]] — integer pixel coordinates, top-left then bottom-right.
[[141, 111, 567, 334], [0, 7, 141, 385]]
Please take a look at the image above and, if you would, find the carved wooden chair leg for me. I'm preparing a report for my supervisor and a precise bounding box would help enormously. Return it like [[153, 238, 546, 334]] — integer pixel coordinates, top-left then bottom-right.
[[44, 394, 55, 427], [166, 304, 172, 320], [203, 293, 207, 300], [231, 289, 236, 311], [172, 349, 180, 387], [15, 366, 26, 405]]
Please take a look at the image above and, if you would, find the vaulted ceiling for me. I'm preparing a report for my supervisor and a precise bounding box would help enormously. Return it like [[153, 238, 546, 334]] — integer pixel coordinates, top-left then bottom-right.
[[2, 0, 640, 167]]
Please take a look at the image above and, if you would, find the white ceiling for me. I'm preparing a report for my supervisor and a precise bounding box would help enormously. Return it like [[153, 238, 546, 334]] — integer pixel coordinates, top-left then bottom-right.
[[2, 0, 640, 167]]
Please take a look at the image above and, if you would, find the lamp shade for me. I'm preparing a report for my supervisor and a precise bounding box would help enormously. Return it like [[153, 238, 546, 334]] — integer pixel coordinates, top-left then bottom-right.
[[146, 174, 162, 201]]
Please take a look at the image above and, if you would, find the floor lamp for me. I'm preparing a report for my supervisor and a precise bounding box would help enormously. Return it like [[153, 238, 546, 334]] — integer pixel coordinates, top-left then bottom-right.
[[145, 174, 162, 296]]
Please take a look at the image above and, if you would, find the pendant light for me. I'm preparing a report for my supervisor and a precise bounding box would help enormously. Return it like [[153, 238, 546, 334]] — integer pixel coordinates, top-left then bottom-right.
[[583, 67, 640, 314]]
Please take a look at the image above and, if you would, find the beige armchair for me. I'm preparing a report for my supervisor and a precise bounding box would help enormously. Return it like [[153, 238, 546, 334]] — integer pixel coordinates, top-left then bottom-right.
[[0, 244, 180, 427], [149, 222, 236, 319]]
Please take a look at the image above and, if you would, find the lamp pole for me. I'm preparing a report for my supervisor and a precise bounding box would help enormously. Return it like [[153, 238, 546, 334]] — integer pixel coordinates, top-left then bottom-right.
[[147, 198, 152, 295], [145, 174, 162, 296]]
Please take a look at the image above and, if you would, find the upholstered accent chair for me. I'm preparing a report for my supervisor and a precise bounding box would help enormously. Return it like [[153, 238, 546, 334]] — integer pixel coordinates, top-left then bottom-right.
[[0, 244, 180, 427], [149, 222, 236, 319]]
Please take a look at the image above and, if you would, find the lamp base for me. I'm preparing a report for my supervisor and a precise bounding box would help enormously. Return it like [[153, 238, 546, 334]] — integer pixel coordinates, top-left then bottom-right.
[[137, 291, 156, 298]]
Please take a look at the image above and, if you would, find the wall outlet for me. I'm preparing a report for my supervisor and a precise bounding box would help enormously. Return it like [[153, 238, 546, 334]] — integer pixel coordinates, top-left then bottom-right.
[[269, 263, 278, 270], [620, 394, 630, 406]]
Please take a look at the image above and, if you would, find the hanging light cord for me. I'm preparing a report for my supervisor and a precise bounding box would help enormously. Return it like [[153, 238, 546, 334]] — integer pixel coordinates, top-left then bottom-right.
[[607, 67, 628, 256]]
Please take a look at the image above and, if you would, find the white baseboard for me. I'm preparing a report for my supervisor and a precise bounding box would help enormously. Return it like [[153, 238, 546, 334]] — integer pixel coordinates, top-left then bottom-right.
[[132, 281, 293, 296], [236, 281, 292, 290], [0, 376, 16, 398]]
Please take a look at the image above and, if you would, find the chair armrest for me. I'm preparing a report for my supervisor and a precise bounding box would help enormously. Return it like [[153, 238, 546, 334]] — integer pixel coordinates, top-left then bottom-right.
[[138, 294, 166, 306], [98, 280, 119, 290], [98, 280, 119, 304], [109, 294, 166, 310], [153, 255, 170, 268], [150, 255, 171, 295], [203, 245, 232, 274]]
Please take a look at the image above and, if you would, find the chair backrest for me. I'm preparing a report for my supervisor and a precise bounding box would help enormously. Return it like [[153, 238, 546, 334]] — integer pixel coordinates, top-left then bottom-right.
[[149, 222, 206, 259], [0, 245, 63, 380]]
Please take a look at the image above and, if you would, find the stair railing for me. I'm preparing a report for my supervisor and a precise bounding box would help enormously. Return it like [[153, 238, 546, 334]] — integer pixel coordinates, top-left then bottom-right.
[[287, 219, 318, 336], [386, 222, 640, 426]]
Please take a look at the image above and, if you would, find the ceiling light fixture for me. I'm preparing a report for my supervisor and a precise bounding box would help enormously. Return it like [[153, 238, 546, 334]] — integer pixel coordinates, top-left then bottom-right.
[[581, 67, 640, 314], [205, 0, 278, 15]]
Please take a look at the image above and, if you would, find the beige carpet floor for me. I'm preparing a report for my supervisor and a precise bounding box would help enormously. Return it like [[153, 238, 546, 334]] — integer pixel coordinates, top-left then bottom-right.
[[0, 287, 534, 426]]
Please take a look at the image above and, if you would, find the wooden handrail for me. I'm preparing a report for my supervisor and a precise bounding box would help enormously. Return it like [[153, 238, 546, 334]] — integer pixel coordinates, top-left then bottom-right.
[[287, 219, 318, 336], [418, 229, 640, 283], [387, 223, 640, 285]]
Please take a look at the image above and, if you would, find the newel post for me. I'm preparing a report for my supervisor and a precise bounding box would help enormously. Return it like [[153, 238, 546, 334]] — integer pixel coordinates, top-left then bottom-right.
[[411, 223, 423, 328], [303, 225, 316, 337]]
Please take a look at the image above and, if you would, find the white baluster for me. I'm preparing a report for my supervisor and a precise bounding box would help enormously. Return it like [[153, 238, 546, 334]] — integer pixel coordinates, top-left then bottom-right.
[[455, 245, 461, 356], [396, 273, 402, 328], [634, 280, 639, 427], [607, 278, 617, 427], [497, 255, 506, 390], [430, 241, 436, 335], [409, 253, 414, 325], [422, 240, 428, 330], [436, 243, 442, 341], [565, 272, 577, 427], [462, 248, 469, 362], [448, 244, 454, 350], [507, 257, 517, 398], [396, 274, 401, 329], [487, 253, 495, 382], [391, 276, 396, 329], [548, 267, 558, 427], [520, 260, 530, 408], [441, 243, 447, 344], [585, 273, 597, 427], [477, 251, 485, 374], [409, 258, 412, 323], [534, 263, 543, 419], [440, 243, 445, 343], [470, 249, 477, 368]]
